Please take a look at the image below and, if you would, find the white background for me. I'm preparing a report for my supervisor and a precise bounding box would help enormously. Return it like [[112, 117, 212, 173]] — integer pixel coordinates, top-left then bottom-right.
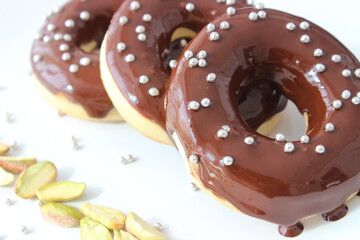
[[1, 0, 360, 239]]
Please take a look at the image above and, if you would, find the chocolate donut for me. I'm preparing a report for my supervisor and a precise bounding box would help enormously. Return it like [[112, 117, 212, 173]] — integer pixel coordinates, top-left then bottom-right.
[[101, 0, 258, 143], [31, 0, 123, 121], [166, 7, 360, 237]]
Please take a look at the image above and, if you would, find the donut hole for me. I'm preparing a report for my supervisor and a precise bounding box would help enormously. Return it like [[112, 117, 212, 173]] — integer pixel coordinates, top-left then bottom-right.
[[75, 13, 112, 54], [233, 62, 327, 141], [161, 27, 197, 74]]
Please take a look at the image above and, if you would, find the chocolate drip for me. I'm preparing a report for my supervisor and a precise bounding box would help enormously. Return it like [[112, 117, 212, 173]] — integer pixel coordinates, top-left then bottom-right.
[[278, 222, 304, 238], [322, 204, 348, 222]]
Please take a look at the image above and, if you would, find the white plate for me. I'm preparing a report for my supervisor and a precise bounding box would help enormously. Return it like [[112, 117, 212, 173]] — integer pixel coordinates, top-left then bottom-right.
[[0, 0, 360, 239]]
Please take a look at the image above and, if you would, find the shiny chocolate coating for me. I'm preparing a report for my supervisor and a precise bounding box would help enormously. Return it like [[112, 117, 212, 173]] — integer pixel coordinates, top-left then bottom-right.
[[166, 7, 360, 229], [31, 0, 123, 118], [105, 0, 251, 128]]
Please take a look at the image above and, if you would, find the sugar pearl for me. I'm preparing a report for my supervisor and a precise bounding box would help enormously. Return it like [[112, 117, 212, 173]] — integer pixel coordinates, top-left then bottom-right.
[[189, 154, 199, 164], [222, 156, 234, 166]]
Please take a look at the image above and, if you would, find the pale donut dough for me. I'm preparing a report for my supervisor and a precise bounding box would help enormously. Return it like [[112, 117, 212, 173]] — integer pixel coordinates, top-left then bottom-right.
[[34, 75, 121, 122]]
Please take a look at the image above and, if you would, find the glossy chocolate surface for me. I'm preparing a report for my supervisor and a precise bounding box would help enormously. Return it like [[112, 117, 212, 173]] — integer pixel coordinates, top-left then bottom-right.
[[166, 8, 360, 227], [31, 0, 123, 118], [105, 0, 251, 128]]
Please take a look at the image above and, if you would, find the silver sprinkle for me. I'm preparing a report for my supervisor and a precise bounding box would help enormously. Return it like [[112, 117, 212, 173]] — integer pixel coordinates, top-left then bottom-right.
[[69, 64, 79, 73], [188, 101, 200, 110], [209, 32, 220, 41], [43, 35, 52, 43], [201, 98, 211, 107], [222, 156, 234, 166], [257, 10, 267, 19], [59, 43, 70, 52], [189, 182, 200, 191], [63, 34, 72, 42], [315, 63, 326, 73], [80, 57, 91, 66], [197, 50, 207, 59], [299, 21, 310, 30], [314, 49, 324, 57], [169, 60, 177, 69], [206, 73, 217, 82], [332, 54, 342, 63], [354, 69, 360, 78], [4, 198, 13, 206], [148, 87, 160, 97], [255, 2, 265, 9], [286, 22, 296, 31], [341, 90, 351, 100], [64, 19, 75, 28], [80, 11, 90, 21], [198, 59, 207, 68], [184, 50, 194, 59], [332, 100, 342, 109], [226, 7, 236, 16], [300, 135, 310, 144], [139, 75, 149, 84], [342, 69, 352, 77], [275, 133, 285, 142], [71, 136, 79, 149], [20, 225, 28, 234], [352, 96, 360, 105], [185, 3, 195, 12], [325, 123, 335, 132], [315, 145, 326, 154], [222, 125, 231, 132], [284, 142, 295, 153], [300, 35, 311, 43], [125, 54, 135, 63], [117, 42, 126, 53], [206, 23, 216, 32], [180, 39, 188, 47], [248, 12, 258, 21], [154, 222, 163, 231], [135, 25, 145, 33], [217, 129, 229, 138], [142, 13, 152, 22], [188, 58, 198, 67], [47, 23, 56, 32], [226, 0, 235, 5], [129, 1, 141, 11], [189, 154, 199, 164], [138, 33, 147, 41], [62, 52, 71, 61], [119, 16, 129, 25], [33, 54, 42, 63], [54, 33, 63, 41], [121, 154, 137, 164], [244, 137, 255, 145], [34, 33, 43, 40], [220, 21, 230, 30]]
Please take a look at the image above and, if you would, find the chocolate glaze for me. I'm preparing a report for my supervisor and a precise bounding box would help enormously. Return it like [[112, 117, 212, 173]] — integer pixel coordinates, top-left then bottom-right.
[[31, 0, 123, 118], [166, 8, 360, 228], [105, 0, 252, 128], [278, 222, 304, 238], [322, 204, 348, 222]]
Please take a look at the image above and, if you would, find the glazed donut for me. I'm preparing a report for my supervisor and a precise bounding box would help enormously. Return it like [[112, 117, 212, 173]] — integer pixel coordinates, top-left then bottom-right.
[[166, 7, 360, 237], [31, 0, 123, 122], [101, 0, 258, 143]]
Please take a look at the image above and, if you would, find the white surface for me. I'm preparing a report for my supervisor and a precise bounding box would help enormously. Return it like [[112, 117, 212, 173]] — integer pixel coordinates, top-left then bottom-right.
[[1, 0, 360, 239]]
